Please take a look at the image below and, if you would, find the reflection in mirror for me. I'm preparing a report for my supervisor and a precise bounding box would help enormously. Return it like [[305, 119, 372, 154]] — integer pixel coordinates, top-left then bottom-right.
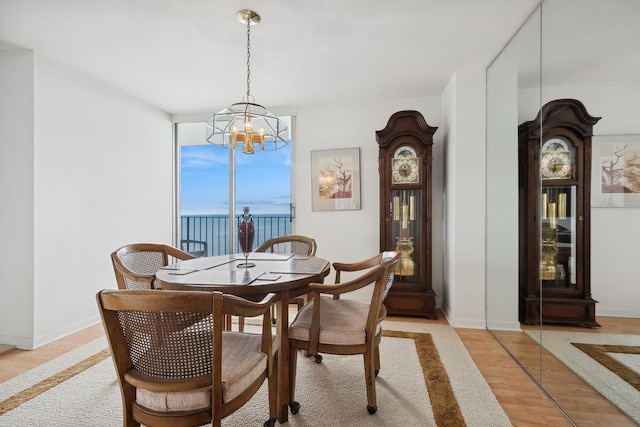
[[538, 0, 640, 425], [487, 0, 640, 425]]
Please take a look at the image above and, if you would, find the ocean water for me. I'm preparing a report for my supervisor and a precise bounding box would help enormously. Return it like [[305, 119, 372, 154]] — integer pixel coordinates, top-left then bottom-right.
[[181, 214, 292, 256]]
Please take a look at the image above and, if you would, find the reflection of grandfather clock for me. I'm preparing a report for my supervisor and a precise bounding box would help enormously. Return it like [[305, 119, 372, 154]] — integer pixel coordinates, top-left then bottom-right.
[[518, 99, 601, 327], [376, 110, 437, 319]]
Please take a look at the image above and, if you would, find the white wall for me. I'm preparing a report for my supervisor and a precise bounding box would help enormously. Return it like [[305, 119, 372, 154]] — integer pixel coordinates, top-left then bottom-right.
[[485, 63, 521, 331], [0, 52, 459, 348], [291, 98, 445, 308], [440, 67, 488, 328], [0, 51, 35, 345], [0, 52, 174, 349]]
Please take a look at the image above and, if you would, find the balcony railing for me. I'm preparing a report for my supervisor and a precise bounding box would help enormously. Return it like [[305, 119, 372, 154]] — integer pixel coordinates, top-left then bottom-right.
[[180, 214, 292, 257]]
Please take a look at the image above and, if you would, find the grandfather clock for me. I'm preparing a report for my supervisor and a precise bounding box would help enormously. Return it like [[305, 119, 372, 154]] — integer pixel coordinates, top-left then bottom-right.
[[518, 99, 601, 327], [376, 110, 437, 319]]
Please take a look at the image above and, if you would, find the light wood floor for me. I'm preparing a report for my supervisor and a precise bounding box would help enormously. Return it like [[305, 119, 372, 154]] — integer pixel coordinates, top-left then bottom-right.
[[483, 316, 640, 427], [1, 313, 638, 426]]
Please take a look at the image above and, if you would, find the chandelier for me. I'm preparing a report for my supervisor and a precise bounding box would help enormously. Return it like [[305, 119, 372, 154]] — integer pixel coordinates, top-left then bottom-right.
[[206, 10, 289, 154]]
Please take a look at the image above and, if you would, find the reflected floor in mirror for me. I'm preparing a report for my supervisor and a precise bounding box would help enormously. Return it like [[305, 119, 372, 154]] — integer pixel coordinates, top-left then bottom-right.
[[492, 316, 640, 427]]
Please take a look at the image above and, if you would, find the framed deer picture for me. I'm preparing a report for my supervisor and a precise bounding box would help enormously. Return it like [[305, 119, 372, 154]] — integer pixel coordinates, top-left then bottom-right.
[[311, 148, 361, 211]]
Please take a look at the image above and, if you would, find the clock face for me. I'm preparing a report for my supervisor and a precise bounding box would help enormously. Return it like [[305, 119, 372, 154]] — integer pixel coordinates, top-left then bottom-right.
[[541, 151, 572, 179], [392, 157, 419, 184]]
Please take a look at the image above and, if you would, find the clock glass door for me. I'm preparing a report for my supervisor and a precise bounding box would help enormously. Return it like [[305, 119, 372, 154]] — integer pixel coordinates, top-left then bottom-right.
[[390, 189, 421, 288], [540, 185, 580, 293]]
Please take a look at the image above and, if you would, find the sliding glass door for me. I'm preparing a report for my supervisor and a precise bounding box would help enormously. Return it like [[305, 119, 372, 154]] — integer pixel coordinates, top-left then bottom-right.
[[175, 120, 292, 256]]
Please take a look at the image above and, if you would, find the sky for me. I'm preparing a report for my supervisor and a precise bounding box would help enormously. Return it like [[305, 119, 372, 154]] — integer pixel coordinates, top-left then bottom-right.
[[180, 143, 292, 216]]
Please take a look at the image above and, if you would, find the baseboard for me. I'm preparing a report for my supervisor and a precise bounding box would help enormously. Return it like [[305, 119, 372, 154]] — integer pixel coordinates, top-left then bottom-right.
[[30, 315, 102, 350]]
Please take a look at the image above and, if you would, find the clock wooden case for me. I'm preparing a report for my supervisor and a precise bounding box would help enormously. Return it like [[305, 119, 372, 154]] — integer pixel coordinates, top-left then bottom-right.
[[376, 110, 438, 319], [518, 99, 601, 327]]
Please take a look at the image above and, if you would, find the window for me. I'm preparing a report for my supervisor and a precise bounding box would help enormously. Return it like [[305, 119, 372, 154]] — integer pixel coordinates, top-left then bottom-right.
[[175, 120, 292, 256]]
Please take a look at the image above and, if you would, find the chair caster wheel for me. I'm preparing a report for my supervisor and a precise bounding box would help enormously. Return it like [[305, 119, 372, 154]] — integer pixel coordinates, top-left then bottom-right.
[[263, 417, 276, 427], [367, 405, 377, 414], [271, 318, 276, 325], [289, 401, 300, 414], [314, 354, 323, 363]]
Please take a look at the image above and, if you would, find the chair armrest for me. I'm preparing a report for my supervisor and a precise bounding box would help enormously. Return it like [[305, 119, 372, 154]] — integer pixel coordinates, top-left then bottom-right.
[[309, 263, 384, 297], [254, 239, 272, 253], [165, 245, 195, 261], [332, 253, 382, 284], [222, 293, 276, 318], [332, 253, 382, 273]]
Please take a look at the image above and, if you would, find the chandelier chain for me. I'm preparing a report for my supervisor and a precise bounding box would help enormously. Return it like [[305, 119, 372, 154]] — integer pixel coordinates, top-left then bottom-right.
[[206, 9, 289, 152], [246, 17, 251, 100]]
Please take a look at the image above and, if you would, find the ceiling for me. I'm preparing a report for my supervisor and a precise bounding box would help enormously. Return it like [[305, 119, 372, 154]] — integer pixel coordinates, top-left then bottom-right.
[[1, 0, 543, 116]]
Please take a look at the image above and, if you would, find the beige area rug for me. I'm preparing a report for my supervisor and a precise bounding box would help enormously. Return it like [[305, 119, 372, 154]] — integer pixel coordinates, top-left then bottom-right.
[[525, 330, 640, 424], [0, 322, 511, 427]]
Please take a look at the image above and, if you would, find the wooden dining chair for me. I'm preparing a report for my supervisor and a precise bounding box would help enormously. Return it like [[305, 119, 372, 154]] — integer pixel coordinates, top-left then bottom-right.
[[96, 289, 278, 427], [287, 251, 400, 415], [255, 235, 318, 323], [111, 243, 194, 290]]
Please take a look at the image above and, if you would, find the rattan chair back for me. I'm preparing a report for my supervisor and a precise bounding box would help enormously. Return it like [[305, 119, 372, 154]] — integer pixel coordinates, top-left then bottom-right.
[[111, 243, 194, 289]]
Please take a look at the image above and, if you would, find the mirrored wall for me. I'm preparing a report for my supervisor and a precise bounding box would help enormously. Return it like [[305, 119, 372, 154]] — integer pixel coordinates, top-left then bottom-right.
[[486, 0, 640, 424]]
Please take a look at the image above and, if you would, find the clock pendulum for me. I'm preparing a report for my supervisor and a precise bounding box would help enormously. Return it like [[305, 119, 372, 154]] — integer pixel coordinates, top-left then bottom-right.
[[393, 190, 415, 276]]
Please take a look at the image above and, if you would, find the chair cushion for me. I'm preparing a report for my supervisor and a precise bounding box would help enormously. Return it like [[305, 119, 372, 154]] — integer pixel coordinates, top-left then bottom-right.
[[289, 297, 381, 346], [135, 331, 267, 411]]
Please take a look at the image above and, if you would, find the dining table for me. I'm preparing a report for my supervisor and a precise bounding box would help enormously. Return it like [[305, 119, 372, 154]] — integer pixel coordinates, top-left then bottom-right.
[[154, 252, 331, 423]]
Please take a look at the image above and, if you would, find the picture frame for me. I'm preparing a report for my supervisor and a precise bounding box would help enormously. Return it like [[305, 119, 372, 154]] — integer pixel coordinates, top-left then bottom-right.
[[591, 134, 640, 207], [311, 148, 361, 211]]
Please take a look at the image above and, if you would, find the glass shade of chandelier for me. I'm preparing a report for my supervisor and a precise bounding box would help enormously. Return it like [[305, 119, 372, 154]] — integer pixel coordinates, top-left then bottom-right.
[[206, 10, 289, 154]]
